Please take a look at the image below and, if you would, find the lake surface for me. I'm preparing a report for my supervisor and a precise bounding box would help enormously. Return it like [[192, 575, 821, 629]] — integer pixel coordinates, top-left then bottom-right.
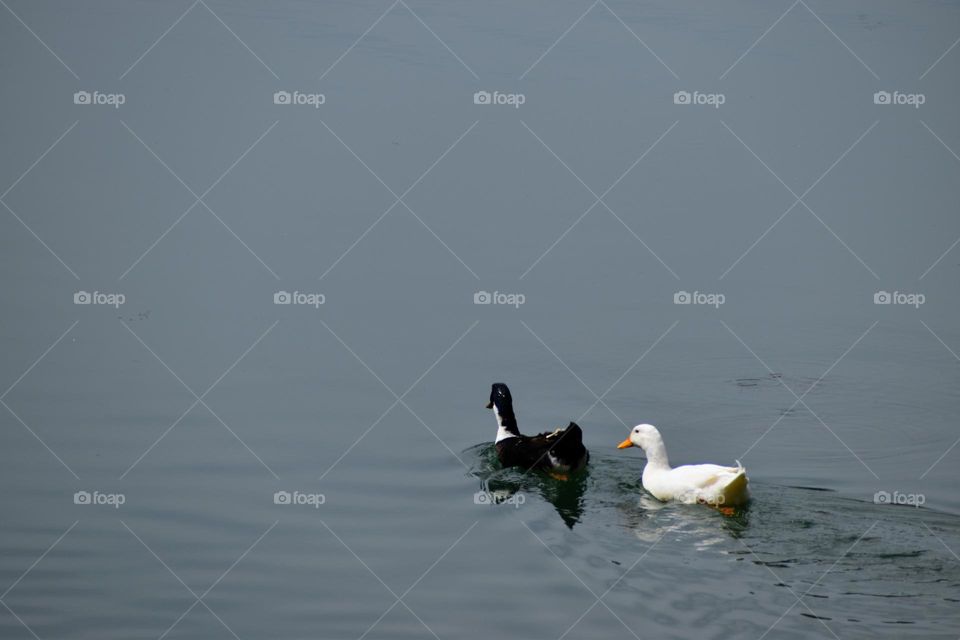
[[1, 1, 959, 638]]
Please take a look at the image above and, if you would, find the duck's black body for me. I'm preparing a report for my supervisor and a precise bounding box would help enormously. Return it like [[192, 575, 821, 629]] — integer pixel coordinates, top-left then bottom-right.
[[486, 383, 589, 475], [495, 424, 589, 473]]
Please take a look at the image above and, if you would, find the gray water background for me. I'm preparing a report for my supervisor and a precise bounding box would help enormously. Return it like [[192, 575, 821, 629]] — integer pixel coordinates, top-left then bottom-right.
[[2, 1, 959, 638]]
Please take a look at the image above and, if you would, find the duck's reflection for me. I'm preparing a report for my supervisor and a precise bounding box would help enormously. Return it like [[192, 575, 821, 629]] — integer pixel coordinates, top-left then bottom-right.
[[483, 470, 589, 529]]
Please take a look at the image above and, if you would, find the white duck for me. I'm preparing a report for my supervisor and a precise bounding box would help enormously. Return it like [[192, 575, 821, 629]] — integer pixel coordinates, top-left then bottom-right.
[[617, 424, 749, 507]]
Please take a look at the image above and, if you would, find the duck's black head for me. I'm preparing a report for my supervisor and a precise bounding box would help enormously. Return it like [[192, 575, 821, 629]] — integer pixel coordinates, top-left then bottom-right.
[[487, 382, 519, 428], [486, 382, 513, 411]]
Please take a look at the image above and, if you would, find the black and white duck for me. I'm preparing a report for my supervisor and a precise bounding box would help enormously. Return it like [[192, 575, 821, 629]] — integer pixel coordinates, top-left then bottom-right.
[[485, 382, 589, 479]]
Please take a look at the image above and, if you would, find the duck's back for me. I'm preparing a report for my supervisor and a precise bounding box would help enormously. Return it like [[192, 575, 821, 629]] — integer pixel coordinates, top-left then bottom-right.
[[496, 423, 588, 472]]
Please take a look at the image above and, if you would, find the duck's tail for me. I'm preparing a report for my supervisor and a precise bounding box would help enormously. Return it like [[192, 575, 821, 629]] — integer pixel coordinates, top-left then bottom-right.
[[720, 465, 749, 506], [546, 422, 587, 465]]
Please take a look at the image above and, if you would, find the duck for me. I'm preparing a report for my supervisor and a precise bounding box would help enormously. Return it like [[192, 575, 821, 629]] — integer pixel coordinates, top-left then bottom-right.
[[485, 383, 589, 479], [617, 424, 749, 507]]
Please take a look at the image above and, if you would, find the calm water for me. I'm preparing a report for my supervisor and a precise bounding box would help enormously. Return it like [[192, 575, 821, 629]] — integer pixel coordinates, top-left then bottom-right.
[[2, 1, 959, 638]]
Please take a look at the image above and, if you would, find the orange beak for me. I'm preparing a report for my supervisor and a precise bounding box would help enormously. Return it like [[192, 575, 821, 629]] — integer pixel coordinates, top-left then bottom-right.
[[617, 438, 633, 449]]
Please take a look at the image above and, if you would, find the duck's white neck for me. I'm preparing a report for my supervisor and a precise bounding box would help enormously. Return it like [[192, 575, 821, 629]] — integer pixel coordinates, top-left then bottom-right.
[[641, 437, 671, 470], [493, 405, 518, 443]]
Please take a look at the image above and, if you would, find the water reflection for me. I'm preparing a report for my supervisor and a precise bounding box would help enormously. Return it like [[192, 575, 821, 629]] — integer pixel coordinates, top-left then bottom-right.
[[468, 443, 588, 528]]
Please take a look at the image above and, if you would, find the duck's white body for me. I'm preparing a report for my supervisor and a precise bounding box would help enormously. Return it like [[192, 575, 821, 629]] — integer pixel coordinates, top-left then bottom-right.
[[619, 424, 749, 507]]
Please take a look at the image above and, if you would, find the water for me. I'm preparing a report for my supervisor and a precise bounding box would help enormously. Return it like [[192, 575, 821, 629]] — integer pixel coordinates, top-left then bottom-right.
[[2, 1, 959, 638]]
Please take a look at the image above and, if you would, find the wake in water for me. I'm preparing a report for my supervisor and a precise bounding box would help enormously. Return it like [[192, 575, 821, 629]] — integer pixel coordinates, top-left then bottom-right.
[[464, 443, 960, 636]]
